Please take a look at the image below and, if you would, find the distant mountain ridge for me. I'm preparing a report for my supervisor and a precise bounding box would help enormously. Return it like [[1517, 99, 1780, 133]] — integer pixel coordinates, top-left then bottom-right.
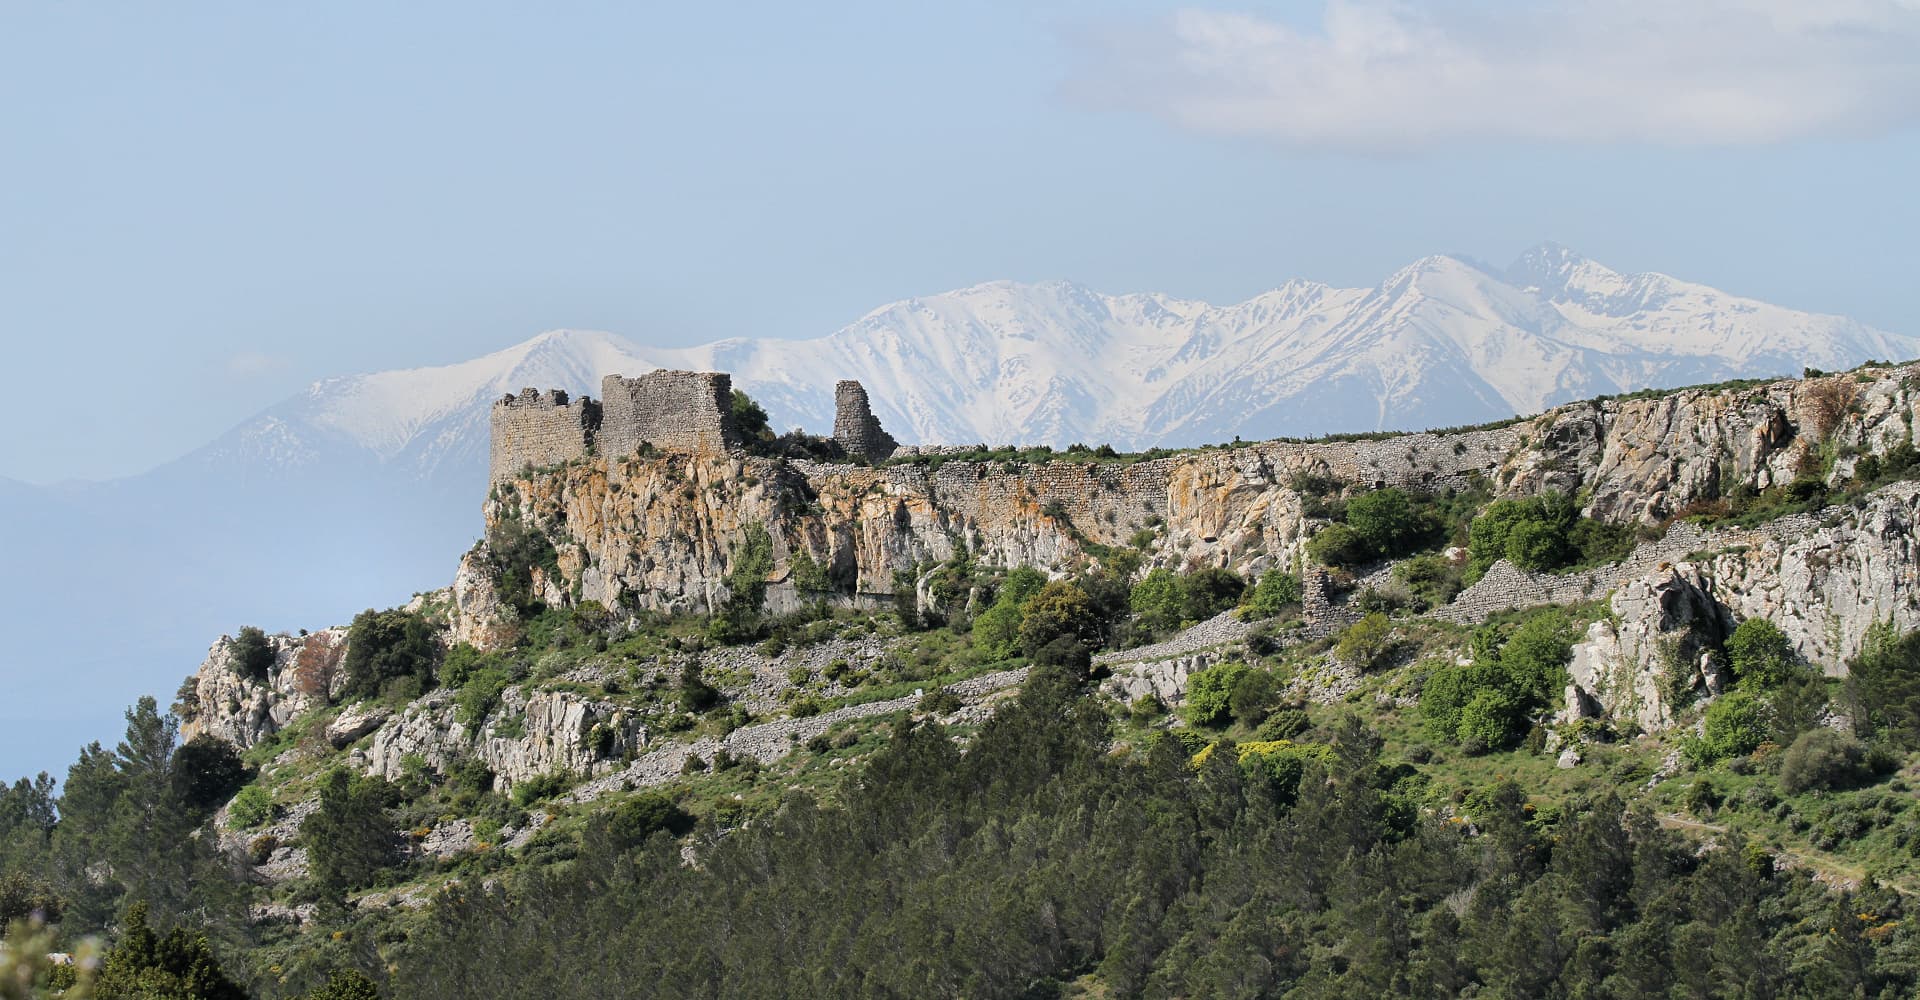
[[189, 245, 1917, 485], [1, 243, 1912, 779]]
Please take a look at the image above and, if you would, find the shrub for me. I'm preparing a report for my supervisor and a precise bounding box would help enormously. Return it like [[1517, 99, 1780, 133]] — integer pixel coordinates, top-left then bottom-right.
[[1345, 488, 1434, 558], [511, 772, 570, 808], [172, 734, 249, 816], [1457, 688, 1524, 752], [1130, 568, 1185, 634], [1307, 524, 1370, 567], [343, 607, 439, 701], [1255, 707, 1310, 742], [1228, 669, 1278, 728], [440, 643, 493, 689], [1845, 626, 1920, 748], [605, 792, 695, 848], [1394, 553, 1462, 608], [1180, 567, 1246, 623], [230, 626, 276, 682], [488, 515, 561, 616], [301, 769, 398, 895], [679, 663, 721, 714], [1778, 728, 1868, 794], [1128, 693, 1166, 725], [1335, 613, 1395, 671], [974, 567, 1047, 659], [1186, 662, 1251, 728], [1727, 617, 1798, 689], [918, 689, 963, 715], [1016, 581, 1101, 658], [228, 784, 273, 829], [1694, 691, 1768, 764], [1243, 570, 1303, 618], [456, 666, 513, 727]]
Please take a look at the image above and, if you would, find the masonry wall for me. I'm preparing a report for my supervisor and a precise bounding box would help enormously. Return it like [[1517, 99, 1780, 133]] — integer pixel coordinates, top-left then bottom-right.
[[833, 380, 898, 461], [490, 388, 599, 485], [599, 370, 739, 458]]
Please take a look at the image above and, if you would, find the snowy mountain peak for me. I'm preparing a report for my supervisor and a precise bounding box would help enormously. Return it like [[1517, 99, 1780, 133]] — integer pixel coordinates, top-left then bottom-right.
[[185, 247, 1917, 486]]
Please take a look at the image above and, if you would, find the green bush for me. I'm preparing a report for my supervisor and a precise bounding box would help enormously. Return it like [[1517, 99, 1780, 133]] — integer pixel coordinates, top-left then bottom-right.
[[301, 769, 398, 895], [488, 514, 561, 617], [1727, 617, 1798, 689], [1243, 570, 1303, 617], [1345, 488, 1436, 558], [455, 666, 514, 727], [512, 772, 571, 808], [171, 734, 248, 817], [1307, 524, 1371, 567], [1130, 568, 1185, 634], [974, 567, 1047, 659], [1845, 625, 1920, 748], [228, 784, 272, 829], [1016, 581, 1101, 658], [1186, 662, 1250, 728], [1693, 691, 1768, 764], [1335, 613, 1395, 671], [1457, 688, 1524, 752], [1393, 552, 1463, 608], [605, 792, 695, 849], [343, 607, 439, 701], [1778, 728, 1868, 794], [230, 625, 276, 682], [1228, 669, 1278, 728], [1179, 567, 1246, 623]]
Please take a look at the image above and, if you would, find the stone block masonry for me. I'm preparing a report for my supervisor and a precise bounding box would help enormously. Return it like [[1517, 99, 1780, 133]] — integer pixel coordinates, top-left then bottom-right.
[[490, 388, 599, 486], [833, 380, 898, 461], [599, 370, 740, 459]]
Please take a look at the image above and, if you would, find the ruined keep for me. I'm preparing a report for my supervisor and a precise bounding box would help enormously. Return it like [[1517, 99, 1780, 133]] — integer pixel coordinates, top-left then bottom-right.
[[490, 388, 600, 485], [832, 380, 898, 461], [598, 370, 740, 460]]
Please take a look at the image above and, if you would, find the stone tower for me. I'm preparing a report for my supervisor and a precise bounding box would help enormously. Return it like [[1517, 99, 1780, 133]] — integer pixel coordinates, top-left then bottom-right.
[[598, 370, 740, 457], [833, 380, 898, 461]]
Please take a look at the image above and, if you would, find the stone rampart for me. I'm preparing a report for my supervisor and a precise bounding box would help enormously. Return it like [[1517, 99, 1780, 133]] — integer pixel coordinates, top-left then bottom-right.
[[599, 370, 739, 458], [489, 388, 599, 486], [833, 380, 898, 461]]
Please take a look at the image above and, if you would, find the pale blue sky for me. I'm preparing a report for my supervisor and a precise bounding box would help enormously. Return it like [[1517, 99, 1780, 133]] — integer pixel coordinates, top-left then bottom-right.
[[5, 1, 1920, 484]]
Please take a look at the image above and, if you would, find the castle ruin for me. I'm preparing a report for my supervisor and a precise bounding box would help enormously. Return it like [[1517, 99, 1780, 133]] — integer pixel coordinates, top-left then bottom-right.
[[832, 380, 898, 461], [488, 370, 900, 483]]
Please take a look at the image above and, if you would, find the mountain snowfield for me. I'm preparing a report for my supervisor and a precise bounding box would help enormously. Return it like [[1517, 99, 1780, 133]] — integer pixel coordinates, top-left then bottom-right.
[[200, 245, 1916, 480], [0, 243, 1912, 778]]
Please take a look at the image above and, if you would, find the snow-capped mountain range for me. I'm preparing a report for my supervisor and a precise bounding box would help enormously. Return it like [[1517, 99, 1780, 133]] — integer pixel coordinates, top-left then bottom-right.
[[1, 243, 1911, 778], [195, 245, 1915, 482]]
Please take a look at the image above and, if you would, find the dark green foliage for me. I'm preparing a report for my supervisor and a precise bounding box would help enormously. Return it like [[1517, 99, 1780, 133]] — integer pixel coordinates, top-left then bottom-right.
[[1015, 581, 1102, 658], [729, 389, 772, 443], [1131, 566, 1248, 635], [301, 769, 398, 896], [342, 608, 438, 702], [486, 514, 561, 617], [1727, 617, 1798, 688], [709, 525, 777, 644], [1689, 690, 1768, 765], [306, 969, 383, 1000], [790, 548, 832, 594], [1242, 569, 1302, 617], [381, 675, 1920, 1000], [94, 902, 248, 1000], [1178, 567, 1244, 623], [1465, 493, 1632, 581], [1228, 669, 1277, 728], [602, 793, 695, 849], [1128, 567, 1183, 633], [1419, 610, 1573, 749], [0, 871, 60, 926], [170, 734, 247, 817], [1335, 612, 1396, 670], [1344, 487, 1438, 558], [1779, 728, 1869, 794], [974, 567, 1047, 658], [1185, 662, 1248, 728], [918, 688, 964, 715], [1306, 522, 1370, 567], [1394, 551, 1465, 608], [229, 626, 275, 682], [677, 663, 721, 714], [1846, 626, 1920, 749]]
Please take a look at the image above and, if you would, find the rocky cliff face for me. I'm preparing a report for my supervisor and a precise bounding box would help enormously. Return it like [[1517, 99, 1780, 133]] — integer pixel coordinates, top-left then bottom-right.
[[455, 364, 1920, 657], [180, 628, 350, 747]]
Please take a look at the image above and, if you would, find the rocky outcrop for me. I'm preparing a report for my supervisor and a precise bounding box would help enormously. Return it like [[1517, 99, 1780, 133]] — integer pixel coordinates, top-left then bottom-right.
[[1567, 566, 1733, 732], [361, 686, 647, 792], [181, 628, 350, 748]]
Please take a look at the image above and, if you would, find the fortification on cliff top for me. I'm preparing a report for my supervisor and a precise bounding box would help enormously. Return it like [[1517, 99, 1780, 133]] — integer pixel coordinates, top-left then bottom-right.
[[489, 370, 899, 483]]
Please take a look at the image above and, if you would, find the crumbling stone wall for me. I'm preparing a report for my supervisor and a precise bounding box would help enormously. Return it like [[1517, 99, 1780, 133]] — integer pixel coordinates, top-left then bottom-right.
[[489, 388, 599, 486], [833, 380, 898, 461], [599, 370, 739, 458]]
